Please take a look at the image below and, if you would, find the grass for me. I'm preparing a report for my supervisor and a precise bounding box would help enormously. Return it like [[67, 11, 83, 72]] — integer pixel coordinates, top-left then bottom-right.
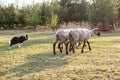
[[0, 30, 120, 80]]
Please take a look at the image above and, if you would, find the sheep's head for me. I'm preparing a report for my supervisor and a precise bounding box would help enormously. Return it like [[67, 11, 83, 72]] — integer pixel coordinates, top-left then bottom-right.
[[93, 28, 100, 36]]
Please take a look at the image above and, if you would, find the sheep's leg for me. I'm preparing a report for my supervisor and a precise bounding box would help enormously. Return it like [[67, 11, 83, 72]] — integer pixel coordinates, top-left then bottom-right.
[[87, 41, 91, 51], [72, 41, 77, 53], [69, 42, 73, 52], [70, 41, 75, 53], [65, 42, 69, 55], [69, 43, 75, 53], [76, 41, 82, 49], [58, 42, 60, 49], [72, 44, 75, 53], [53, 42, 57, 55], [60, 44, 63, 53], [81, 40, 86, 53], [58, 43, 63, 53], [69, 41, 75, 53]]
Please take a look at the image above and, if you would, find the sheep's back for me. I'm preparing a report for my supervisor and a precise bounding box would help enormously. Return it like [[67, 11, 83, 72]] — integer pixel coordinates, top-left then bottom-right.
[[83, 29, 91, 40], [55, 29, 66, 42], [76, 28, 91, 41], [64, 29, 74, 40], [69, 30, 80, 42]]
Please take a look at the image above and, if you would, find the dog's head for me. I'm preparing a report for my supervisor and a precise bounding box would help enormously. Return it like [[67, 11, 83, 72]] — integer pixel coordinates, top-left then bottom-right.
[[25, 34, 28, 40]]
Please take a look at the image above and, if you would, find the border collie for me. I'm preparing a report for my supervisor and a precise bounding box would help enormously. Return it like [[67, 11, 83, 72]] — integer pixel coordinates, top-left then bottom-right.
[[9, 34, 28, 48]]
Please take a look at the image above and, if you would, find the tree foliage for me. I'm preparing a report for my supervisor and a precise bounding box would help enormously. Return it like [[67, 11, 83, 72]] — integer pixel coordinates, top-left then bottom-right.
[[0, 0, 119, 29], [46, 13, 58, 29], [89, 0, 119, 25], [25, 4, 41, 26]]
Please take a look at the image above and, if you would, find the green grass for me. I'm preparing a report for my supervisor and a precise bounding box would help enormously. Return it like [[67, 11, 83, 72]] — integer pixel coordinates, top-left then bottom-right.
[[0, 30, 120, 80]]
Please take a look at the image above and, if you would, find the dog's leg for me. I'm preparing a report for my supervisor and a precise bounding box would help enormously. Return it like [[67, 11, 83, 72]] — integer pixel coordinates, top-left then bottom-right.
[[18, 44, 21, 48]]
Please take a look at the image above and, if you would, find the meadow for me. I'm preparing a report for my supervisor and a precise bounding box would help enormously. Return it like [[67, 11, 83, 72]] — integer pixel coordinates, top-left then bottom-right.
[[0, 30, 120, 80]]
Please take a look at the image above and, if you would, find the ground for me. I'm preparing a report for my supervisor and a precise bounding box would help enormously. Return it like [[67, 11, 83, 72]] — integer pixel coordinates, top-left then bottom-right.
[[0, 30, 120, 80]]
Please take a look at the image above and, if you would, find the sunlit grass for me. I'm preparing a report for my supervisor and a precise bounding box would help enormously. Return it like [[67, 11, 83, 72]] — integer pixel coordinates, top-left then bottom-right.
[[0, 30, 120, 80]]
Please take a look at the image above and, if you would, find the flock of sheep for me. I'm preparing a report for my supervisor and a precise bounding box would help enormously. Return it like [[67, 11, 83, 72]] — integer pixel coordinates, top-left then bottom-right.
[[53, 28, 100, 55], [8, 28, 100, 55]]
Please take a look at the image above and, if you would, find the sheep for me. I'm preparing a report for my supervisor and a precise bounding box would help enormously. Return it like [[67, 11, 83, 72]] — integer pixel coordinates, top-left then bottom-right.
[[9, 34, 28, 48], [53, 29, 74, 55], [69, 28, 100, 53]]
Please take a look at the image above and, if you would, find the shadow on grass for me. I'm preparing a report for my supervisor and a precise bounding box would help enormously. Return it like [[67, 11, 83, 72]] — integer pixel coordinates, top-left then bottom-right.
[[0, 52, 68, 78]]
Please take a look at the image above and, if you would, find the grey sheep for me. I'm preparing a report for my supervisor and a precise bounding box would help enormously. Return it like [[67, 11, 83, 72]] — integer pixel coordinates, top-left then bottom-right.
[[53, 29, 73, 55], [69, 28, 100, 53]]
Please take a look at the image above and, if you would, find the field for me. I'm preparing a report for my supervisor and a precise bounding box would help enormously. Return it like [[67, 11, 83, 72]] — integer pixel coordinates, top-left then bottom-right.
[[0, 30, 120, 80]]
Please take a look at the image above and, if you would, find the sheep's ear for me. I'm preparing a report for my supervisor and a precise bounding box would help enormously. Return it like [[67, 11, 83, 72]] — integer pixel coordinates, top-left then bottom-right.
[[93, 28, 98, 31], [92, 28, 96, 31], [95, 28, 98, 30]]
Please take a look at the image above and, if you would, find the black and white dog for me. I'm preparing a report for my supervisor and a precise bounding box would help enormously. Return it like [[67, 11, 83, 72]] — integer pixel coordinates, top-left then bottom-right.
[[9, 34, 28, 48]]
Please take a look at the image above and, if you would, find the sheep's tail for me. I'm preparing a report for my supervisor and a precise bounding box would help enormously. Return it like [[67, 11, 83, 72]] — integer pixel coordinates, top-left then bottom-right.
[[69, 31, 73, 40], [56, 34, 60, 40]]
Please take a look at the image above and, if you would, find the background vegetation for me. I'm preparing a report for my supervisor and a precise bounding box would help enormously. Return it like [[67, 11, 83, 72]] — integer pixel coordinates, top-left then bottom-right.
[[0, 0, 120, 29]]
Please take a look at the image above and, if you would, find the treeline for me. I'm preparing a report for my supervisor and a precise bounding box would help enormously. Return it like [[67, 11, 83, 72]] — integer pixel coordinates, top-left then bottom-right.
[[0, 0, 120, 29]]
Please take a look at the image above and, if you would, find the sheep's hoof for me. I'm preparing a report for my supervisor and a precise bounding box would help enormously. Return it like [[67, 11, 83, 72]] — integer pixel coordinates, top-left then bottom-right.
[[60, 49, 62, 53], [81, 51, 84, 53], [53, 53, 56, 55], [69, 49, 72, 52], [73, 51, 75, 53], [66, 53, 68, 55], [76, 47, 79, 49]]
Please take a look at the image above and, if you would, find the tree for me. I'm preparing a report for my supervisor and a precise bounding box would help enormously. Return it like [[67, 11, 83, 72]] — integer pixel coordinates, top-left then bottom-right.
[[25, 4, 41, 30], [89, 0, 118, 25], [0, 5, 4, 29], [59, 0, 71, 24], [117, 0, 120, 26], [58, 0, 89, 24], [46, 13, 58, 30], [17, 7, 28, 26], [40, 2, 46, 25]]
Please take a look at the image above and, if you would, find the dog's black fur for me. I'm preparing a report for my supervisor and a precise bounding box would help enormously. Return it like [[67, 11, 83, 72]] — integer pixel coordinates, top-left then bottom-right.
[[9, 34, 28, 46]]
